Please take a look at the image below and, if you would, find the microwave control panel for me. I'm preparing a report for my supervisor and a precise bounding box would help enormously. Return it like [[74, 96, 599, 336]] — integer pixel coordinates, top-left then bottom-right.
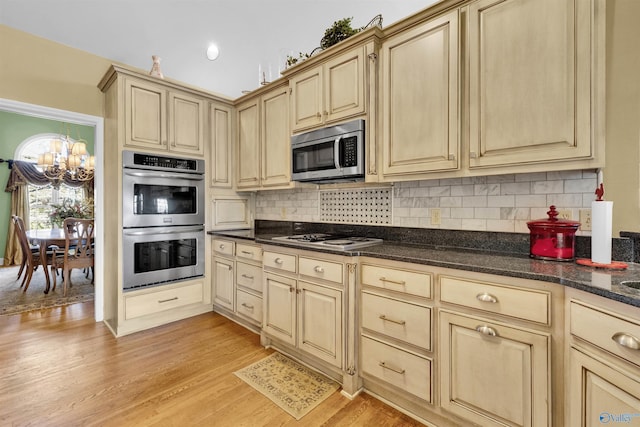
[[340, 136, 358, 167]]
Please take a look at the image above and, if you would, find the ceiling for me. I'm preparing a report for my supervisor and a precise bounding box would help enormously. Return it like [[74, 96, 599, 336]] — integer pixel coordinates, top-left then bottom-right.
[[0, 0, 438, 99]]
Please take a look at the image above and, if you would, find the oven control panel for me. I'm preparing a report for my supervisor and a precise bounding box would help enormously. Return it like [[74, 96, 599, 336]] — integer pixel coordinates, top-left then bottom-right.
[[123, 151, 204, 174]]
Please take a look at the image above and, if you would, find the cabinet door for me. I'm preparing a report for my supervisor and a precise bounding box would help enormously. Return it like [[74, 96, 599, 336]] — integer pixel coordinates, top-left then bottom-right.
[[298, 280, 343, 368], [568, 348, 640, 427], [261, 86, 291, 187], [468, 0, 593, 168], [168, 90, 205, 156], [236, 100, 261, 189], [124, 78, 166, 150], [380, 11, 459, 180], [263, 273, 296, 346], [440, 311, 550, 427], [290, 66, 323, 132], [212, 257, 234, 311], [209, 103, 233, 188], [324, 47, 365, 124]]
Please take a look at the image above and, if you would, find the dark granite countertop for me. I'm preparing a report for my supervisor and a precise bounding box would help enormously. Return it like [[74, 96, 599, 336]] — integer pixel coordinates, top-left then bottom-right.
[[209, 228, 640, 308]]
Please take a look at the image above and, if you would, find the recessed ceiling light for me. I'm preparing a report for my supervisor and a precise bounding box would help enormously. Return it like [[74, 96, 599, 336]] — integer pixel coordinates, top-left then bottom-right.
[[207, 43, 219, 61]]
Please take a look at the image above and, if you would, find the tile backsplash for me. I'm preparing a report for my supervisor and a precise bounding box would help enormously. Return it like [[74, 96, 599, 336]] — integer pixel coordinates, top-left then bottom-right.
[[255, 170, 598, 235]]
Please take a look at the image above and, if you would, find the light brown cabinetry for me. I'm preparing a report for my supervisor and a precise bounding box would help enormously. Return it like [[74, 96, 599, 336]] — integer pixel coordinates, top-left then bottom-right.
[[124, 76, 206, 156], [290, 46, 366, 133], [566, 290, 640, 426], [379, 10, 459, 179], [212, 237, 263, 331], [236, 84, 291, 190], [209, 103, 233, 188]]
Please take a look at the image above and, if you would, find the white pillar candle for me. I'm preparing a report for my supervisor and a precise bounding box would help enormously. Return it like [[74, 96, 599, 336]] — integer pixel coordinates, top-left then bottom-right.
[[591, 200, 613, 264]]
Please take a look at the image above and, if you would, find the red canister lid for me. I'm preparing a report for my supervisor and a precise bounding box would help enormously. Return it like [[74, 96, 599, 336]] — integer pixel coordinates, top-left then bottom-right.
[[526, 205, 581, 230]]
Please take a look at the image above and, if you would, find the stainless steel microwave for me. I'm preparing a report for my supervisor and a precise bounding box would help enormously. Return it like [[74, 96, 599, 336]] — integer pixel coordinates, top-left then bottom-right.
[[291, 119, 365, 183]]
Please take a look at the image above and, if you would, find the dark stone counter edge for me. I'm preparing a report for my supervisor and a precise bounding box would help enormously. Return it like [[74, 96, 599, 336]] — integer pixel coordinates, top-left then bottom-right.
[[208, 229, 640, 309]]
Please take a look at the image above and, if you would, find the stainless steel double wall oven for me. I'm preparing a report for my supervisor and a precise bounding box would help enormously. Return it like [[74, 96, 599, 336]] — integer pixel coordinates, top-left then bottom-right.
[[122, 151, 205, 290]]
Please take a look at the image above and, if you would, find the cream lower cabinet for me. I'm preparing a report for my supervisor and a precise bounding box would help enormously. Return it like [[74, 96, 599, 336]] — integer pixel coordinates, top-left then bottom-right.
[[262, 246, 357, 394], [439, 311, 550, 427], [566, 289, 640, 426]]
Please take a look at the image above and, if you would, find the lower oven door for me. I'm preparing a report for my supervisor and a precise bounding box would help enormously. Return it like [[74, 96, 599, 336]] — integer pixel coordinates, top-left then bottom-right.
[[122, 225, 205, 290]]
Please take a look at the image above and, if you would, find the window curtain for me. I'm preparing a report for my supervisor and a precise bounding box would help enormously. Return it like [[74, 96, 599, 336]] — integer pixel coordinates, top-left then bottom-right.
[[3, 161, 93, 266]]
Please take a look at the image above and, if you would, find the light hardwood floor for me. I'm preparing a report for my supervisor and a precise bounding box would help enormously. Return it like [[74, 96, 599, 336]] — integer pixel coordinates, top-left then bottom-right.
[[0, 302, 423, 426]]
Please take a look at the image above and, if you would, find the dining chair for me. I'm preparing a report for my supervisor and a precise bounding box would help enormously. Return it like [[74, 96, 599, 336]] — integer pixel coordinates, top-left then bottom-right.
[[50, 218, 95, 296], [13, 215, 53, 292]]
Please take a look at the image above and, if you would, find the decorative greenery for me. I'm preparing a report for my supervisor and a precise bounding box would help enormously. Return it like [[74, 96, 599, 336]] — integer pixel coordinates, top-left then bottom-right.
[[320, 17, 361, 50], [49, 198, 94, 227]]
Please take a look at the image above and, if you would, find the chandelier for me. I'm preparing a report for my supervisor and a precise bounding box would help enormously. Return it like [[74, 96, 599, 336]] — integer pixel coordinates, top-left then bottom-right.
[[36, 124, 95, 187]]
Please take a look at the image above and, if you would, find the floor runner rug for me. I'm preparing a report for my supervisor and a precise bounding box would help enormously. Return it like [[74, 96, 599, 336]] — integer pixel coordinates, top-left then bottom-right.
[[234, 351, 340, 420]]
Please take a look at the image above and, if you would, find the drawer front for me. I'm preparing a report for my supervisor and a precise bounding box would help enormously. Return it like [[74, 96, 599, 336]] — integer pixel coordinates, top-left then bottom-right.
[[362, 292, 431, 351], [299, 256, 343, 284], [263, 251, 297, 273], [236, 243, 263, 262], [440, 276, 550, 324], [125, 282, 204, 319], [212, 238, 235, 256], [236, 261, 263, 293], [236, 290, 263, 324], [361, 264, 432, 298], [361, 335, 432, 402], [571, 301, 640, 367]]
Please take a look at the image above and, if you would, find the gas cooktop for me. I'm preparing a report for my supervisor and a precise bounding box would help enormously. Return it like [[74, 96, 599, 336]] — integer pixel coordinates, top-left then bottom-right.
[[271, 233, 383, 251]]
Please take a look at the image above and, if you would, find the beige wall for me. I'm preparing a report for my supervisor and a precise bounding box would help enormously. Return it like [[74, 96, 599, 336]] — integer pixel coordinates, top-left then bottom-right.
[[605, 0, 640, 235], [0, 25, 113, 117]]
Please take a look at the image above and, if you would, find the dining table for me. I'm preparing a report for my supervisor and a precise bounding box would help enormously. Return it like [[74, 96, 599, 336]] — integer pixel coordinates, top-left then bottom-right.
[[25, 228, 75, 293]]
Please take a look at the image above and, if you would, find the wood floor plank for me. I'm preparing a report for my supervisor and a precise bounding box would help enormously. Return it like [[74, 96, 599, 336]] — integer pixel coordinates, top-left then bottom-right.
[[0, 302, 426, 426]]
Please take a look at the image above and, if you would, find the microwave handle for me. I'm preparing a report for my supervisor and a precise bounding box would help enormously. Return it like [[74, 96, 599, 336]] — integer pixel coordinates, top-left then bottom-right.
[[123, 170, 204, 181], [334, 138, 342, 168]]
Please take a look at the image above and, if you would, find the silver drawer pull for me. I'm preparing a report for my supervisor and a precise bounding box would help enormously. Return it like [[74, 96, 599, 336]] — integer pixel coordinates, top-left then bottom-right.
[[476, 292, 499, 303], [314, 266, 324, 273], [241, 250, 253, 256], [158, 297, 178, 303], [612, 332, 640, 350], [241, 274, 254, 280], [219, 244, 225, 250], [476, 325, 499, 337], [241, 303, 254, 310], [379, 314, 406, 325], [274, 257, 283, 265], [379, 277, 406, 286], [379, 361, 405, 374]]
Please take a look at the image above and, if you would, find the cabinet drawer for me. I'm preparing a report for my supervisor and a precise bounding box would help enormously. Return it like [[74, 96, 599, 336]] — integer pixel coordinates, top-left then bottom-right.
[[236, 243, 263, 262], [299, 256, 343, 284], [361, 264, 432, 298], [236, 290, 263, 324], [362, 292, 431, 351], [125, 282, 203, 319], [212, 238, 234, 256], [440, 276, 550, 325], [571, 301, 640, 367], [263, 251, 296, 273], [236, 261, 263, 294], [361, 335, 432, 402]]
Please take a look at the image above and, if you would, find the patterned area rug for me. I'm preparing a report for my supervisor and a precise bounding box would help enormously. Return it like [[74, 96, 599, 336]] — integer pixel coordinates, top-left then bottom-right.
[[0, 265, 94, 316], [234, 352, 340, 420]]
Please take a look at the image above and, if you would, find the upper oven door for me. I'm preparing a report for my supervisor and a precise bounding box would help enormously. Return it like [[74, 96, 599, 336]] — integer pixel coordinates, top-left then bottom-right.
[[122, 168, 205, 228]]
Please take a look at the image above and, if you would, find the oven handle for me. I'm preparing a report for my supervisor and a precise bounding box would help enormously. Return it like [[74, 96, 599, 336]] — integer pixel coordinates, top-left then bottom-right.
[[123, 169, 204, 181], [123, 226, 204, 236]]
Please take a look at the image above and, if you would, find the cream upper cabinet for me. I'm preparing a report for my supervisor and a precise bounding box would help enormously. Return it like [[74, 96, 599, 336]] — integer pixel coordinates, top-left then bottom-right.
[[290, 46, 366, 133], [379, 10, 459, 180], [124, 77, 205, 156], [236, 84, 291, 190], [209, 102, 233, 188], [468, 0, 598, 169]]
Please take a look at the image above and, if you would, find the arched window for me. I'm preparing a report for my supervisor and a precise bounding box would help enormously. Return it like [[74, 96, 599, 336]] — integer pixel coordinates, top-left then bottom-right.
[[15, 134, 86, 229]]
